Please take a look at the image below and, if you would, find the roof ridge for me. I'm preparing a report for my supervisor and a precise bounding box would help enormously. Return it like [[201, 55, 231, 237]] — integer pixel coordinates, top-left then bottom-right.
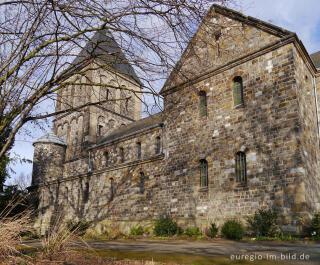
[[160, 4, 295, 94], [211, 4, 293, 37]]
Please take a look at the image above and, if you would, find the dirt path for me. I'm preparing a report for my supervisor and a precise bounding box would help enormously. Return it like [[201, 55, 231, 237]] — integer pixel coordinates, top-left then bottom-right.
[[23, 239, 320, 264]]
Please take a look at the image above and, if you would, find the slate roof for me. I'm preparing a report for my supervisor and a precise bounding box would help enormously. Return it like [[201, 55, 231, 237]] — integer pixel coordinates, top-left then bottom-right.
[[71, 29, 142, 85], [34, 132, 67, 146], [310, 51, 320, 69], [94, 113, 163, 147]]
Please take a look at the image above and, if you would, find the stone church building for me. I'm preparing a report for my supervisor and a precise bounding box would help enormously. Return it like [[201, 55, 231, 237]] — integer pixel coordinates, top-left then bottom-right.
[[31, 5, 320, 234]]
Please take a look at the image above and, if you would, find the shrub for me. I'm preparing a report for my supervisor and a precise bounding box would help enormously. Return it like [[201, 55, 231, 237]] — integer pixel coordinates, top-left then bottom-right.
[[206, 223, 218, 238], [130, 226, 144, 235], [305, 213, 320, 240], [0, 210, 31, 263], [247, 208, 279, 237], [66, 219, 90, 236], [177, 226, 184, 235], [221, 219, 244, 240], [154, 216, 178, 237], [185, 227, 201, 237]]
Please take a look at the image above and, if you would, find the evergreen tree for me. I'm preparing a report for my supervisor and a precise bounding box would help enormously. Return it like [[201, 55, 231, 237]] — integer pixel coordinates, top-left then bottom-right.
[[0, 127, 12, 192]]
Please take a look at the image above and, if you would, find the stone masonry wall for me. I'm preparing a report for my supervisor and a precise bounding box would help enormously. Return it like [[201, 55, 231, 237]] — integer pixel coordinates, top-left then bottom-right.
[[294, 49, 320, 214], [164, 8, 282, 90], [163, 43, 306, 231], [54, 62, 141, 161], [35, 125, 167, 231], [32, 7, 320, 235], [32, 143, 66, 185]]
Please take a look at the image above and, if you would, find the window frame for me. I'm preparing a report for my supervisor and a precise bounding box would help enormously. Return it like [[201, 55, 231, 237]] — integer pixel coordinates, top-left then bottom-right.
[[233, 76, 244, 106], [110, 178, 114, 201], [98, 125, 103, 136], [156, 136, 161, 154], [200, 159, 208, 188], [137, 142, 141, 160], [235, 151, 247, 183], [199, 91, 207, 117], [120, 147, 124, 163]]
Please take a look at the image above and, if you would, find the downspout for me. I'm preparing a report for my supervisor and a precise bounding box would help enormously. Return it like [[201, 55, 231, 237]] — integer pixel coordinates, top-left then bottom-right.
[[313, 76, 320, 140]]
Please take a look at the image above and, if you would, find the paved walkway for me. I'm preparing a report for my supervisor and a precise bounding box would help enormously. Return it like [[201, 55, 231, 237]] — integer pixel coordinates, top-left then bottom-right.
[[24, 239, 320, 264]]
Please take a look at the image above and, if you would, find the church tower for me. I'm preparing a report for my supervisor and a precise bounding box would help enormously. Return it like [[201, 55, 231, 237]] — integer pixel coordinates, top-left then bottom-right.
[[53, 30, 142, 160]]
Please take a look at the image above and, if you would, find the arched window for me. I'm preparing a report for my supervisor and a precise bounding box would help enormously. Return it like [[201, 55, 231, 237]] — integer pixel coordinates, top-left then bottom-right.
[[139, 172, 145, 194], [120, 147, 124, 163], [83, 182, 89, 203], [199, 91, 207, 116], [110, 178, 114, 201], [137, 142, 141, 160], [105, 151, 109, 167], [65, 186, 69, 202], [233, 76, 244, 106], [200, 159, 208, 187], [156, 136, 161, 154], [98, 125, 103, 136], [235, 152, 247, 183]]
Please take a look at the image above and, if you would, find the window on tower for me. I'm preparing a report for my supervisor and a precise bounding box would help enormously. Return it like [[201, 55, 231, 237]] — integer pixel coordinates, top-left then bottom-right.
[[98, 125, 103, 136]]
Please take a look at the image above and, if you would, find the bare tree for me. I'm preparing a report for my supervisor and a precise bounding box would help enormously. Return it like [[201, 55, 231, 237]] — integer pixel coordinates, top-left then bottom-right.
[[0, 0, 234, 161], [5, 172, 31, 191]]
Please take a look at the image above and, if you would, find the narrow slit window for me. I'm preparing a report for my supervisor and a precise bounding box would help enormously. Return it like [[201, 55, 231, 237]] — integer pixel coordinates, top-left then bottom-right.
[[65, 186, 69, 202], [200, 159, 208, 187], [199, 91, 207, 117], [105, 151, 109, 167], [139, 172, 145, 194], [137, 142, 141, 160], [98, 125, 103, 136], [83, 182, 89, 203], [235, 152, 247, 183], [110, 178, 114, 201], [120, 147, 124, 163], [233, 76, 244, 106], [156, 136, 161, 154]]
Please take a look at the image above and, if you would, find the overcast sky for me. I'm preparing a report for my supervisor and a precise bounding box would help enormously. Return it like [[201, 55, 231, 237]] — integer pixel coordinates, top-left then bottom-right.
[[7, 0, 320, 185]]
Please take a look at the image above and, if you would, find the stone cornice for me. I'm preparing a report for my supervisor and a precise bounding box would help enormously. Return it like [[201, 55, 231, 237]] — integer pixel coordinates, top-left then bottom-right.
[[28, 153, 165, 189]]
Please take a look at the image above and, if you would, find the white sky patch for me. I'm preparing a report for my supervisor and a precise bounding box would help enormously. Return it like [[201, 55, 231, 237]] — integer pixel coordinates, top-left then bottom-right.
[[232, 0, 320, 53]]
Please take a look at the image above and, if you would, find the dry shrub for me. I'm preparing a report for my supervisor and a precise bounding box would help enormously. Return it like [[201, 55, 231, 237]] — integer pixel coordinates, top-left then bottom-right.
[[38, 215, 90, 263], [0, 197, 32, 264]]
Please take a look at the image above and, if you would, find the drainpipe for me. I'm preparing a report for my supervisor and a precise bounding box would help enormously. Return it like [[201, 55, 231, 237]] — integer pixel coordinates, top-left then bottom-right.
[[313, 76, 320, 140]]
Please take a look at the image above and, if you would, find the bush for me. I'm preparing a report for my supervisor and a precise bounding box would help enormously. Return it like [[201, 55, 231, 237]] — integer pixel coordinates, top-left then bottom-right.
[[130, 226, 144, 235], [247, 208, 279, 237], [66, 220, 90, 236], [206, 223, 218, 238], [185, 227, 201, 237], [177, 226, 184, 235], [305, 213, 320, 240], [154, 216, 178, 237], [221, 219, 244, 240]]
